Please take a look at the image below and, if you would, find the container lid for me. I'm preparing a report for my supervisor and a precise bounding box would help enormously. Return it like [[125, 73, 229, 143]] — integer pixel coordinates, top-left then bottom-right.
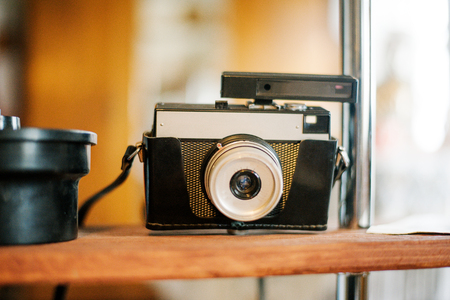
[[0, 127, 97, 145]]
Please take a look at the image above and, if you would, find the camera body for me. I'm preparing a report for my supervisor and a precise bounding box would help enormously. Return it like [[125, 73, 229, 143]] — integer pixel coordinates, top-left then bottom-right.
[[141, 72, 357, 232]]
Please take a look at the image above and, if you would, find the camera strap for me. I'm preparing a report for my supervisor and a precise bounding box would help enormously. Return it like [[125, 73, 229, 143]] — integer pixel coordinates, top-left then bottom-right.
[[334, 146, 350, 186], [78, 142, 143, 227]]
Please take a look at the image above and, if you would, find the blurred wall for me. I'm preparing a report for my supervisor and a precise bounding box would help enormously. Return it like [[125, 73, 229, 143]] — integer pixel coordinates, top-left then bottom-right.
[[22, 0, 340, 228], [229, 0, 340, 74], [24, 0, 142, 225], [0, 0, 24, 117]]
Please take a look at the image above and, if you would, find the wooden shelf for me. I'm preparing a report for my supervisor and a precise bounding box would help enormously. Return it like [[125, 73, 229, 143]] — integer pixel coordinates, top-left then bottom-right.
[[0, 226, 449, 285]]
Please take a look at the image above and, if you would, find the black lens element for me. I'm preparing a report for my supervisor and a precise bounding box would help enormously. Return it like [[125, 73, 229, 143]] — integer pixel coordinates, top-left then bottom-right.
[[230, 169, 261, 200]]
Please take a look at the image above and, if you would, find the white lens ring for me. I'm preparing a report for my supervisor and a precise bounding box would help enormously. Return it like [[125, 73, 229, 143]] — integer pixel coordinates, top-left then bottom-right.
[[204, 140, 283, 221]]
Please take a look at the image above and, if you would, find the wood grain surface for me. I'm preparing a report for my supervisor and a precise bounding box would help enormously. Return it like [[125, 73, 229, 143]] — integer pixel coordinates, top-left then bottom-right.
[[0, 226, 449, 284]]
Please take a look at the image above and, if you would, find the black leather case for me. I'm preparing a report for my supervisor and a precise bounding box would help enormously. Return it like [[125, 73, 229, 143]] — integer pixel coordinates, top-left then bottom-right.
[[142, 134, 337, 231]]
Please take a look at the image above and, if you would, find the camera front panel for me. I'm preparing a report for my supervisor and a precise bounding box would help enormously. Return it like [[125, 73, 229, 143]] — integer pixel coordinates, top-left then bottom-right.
[[180, 139, 300, 220]]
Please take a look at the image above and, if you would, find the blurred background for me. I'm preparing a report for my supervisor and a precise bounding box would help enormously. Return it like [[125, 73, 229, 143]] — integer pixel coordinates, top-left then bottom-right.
[[1, 0, 449, 299]]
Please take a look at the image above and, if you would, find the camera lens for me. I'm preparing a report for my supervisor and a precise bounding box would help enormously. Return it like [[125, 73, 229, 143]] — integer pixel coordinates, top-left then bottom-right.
[[203, 134, 283, 222], [230, 170, 261, 200]]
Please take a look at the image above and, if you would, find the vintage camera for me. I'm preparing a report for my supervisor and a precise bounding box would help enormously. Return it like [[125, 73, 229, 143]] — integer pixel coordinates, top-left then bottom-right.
[[141, 72, 357, 233]]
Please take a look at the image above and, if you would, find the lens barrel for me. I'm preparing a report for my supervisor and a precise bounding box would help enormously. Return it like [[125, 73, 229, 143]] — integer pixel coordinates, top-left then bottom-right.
[[203, 134, 283, 222]]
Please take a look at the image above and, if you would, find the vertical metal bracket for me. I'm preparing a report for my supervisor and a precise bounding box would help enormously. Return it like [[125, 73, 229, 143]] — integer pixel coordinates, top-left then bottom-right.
[[339, 0, 374, 230], [337, 273, 369, 300], [338, 0, 375, 299], [0, 110, 21, 131]]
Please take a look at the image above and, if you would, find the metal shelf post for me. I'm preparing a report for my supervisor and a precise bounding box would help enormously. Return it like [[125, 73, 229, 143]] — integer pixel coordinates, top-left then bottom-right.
[[338, 0, 375, 299]]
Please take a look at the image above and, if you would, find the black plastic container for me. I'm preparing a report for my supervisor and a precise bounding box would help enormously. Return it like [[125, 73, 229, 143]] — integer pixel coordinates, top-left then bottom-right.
[[0, 112, 96, 245]]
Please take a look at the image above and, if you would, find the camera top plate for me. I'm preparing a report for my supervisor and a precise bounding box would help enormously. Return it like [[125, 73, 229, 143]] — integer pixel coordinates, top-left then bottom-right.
[[153, 102, 331, 141], [221, 72, 358, 103]]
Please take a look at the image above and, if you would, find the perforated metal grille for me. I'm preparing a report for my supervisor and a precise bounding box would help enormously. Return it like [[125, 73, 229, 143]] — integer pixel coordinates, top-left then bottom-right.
[[181, 141, 218, 218], [180, 140, 300, 219], [267, 142, 300, 217]]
